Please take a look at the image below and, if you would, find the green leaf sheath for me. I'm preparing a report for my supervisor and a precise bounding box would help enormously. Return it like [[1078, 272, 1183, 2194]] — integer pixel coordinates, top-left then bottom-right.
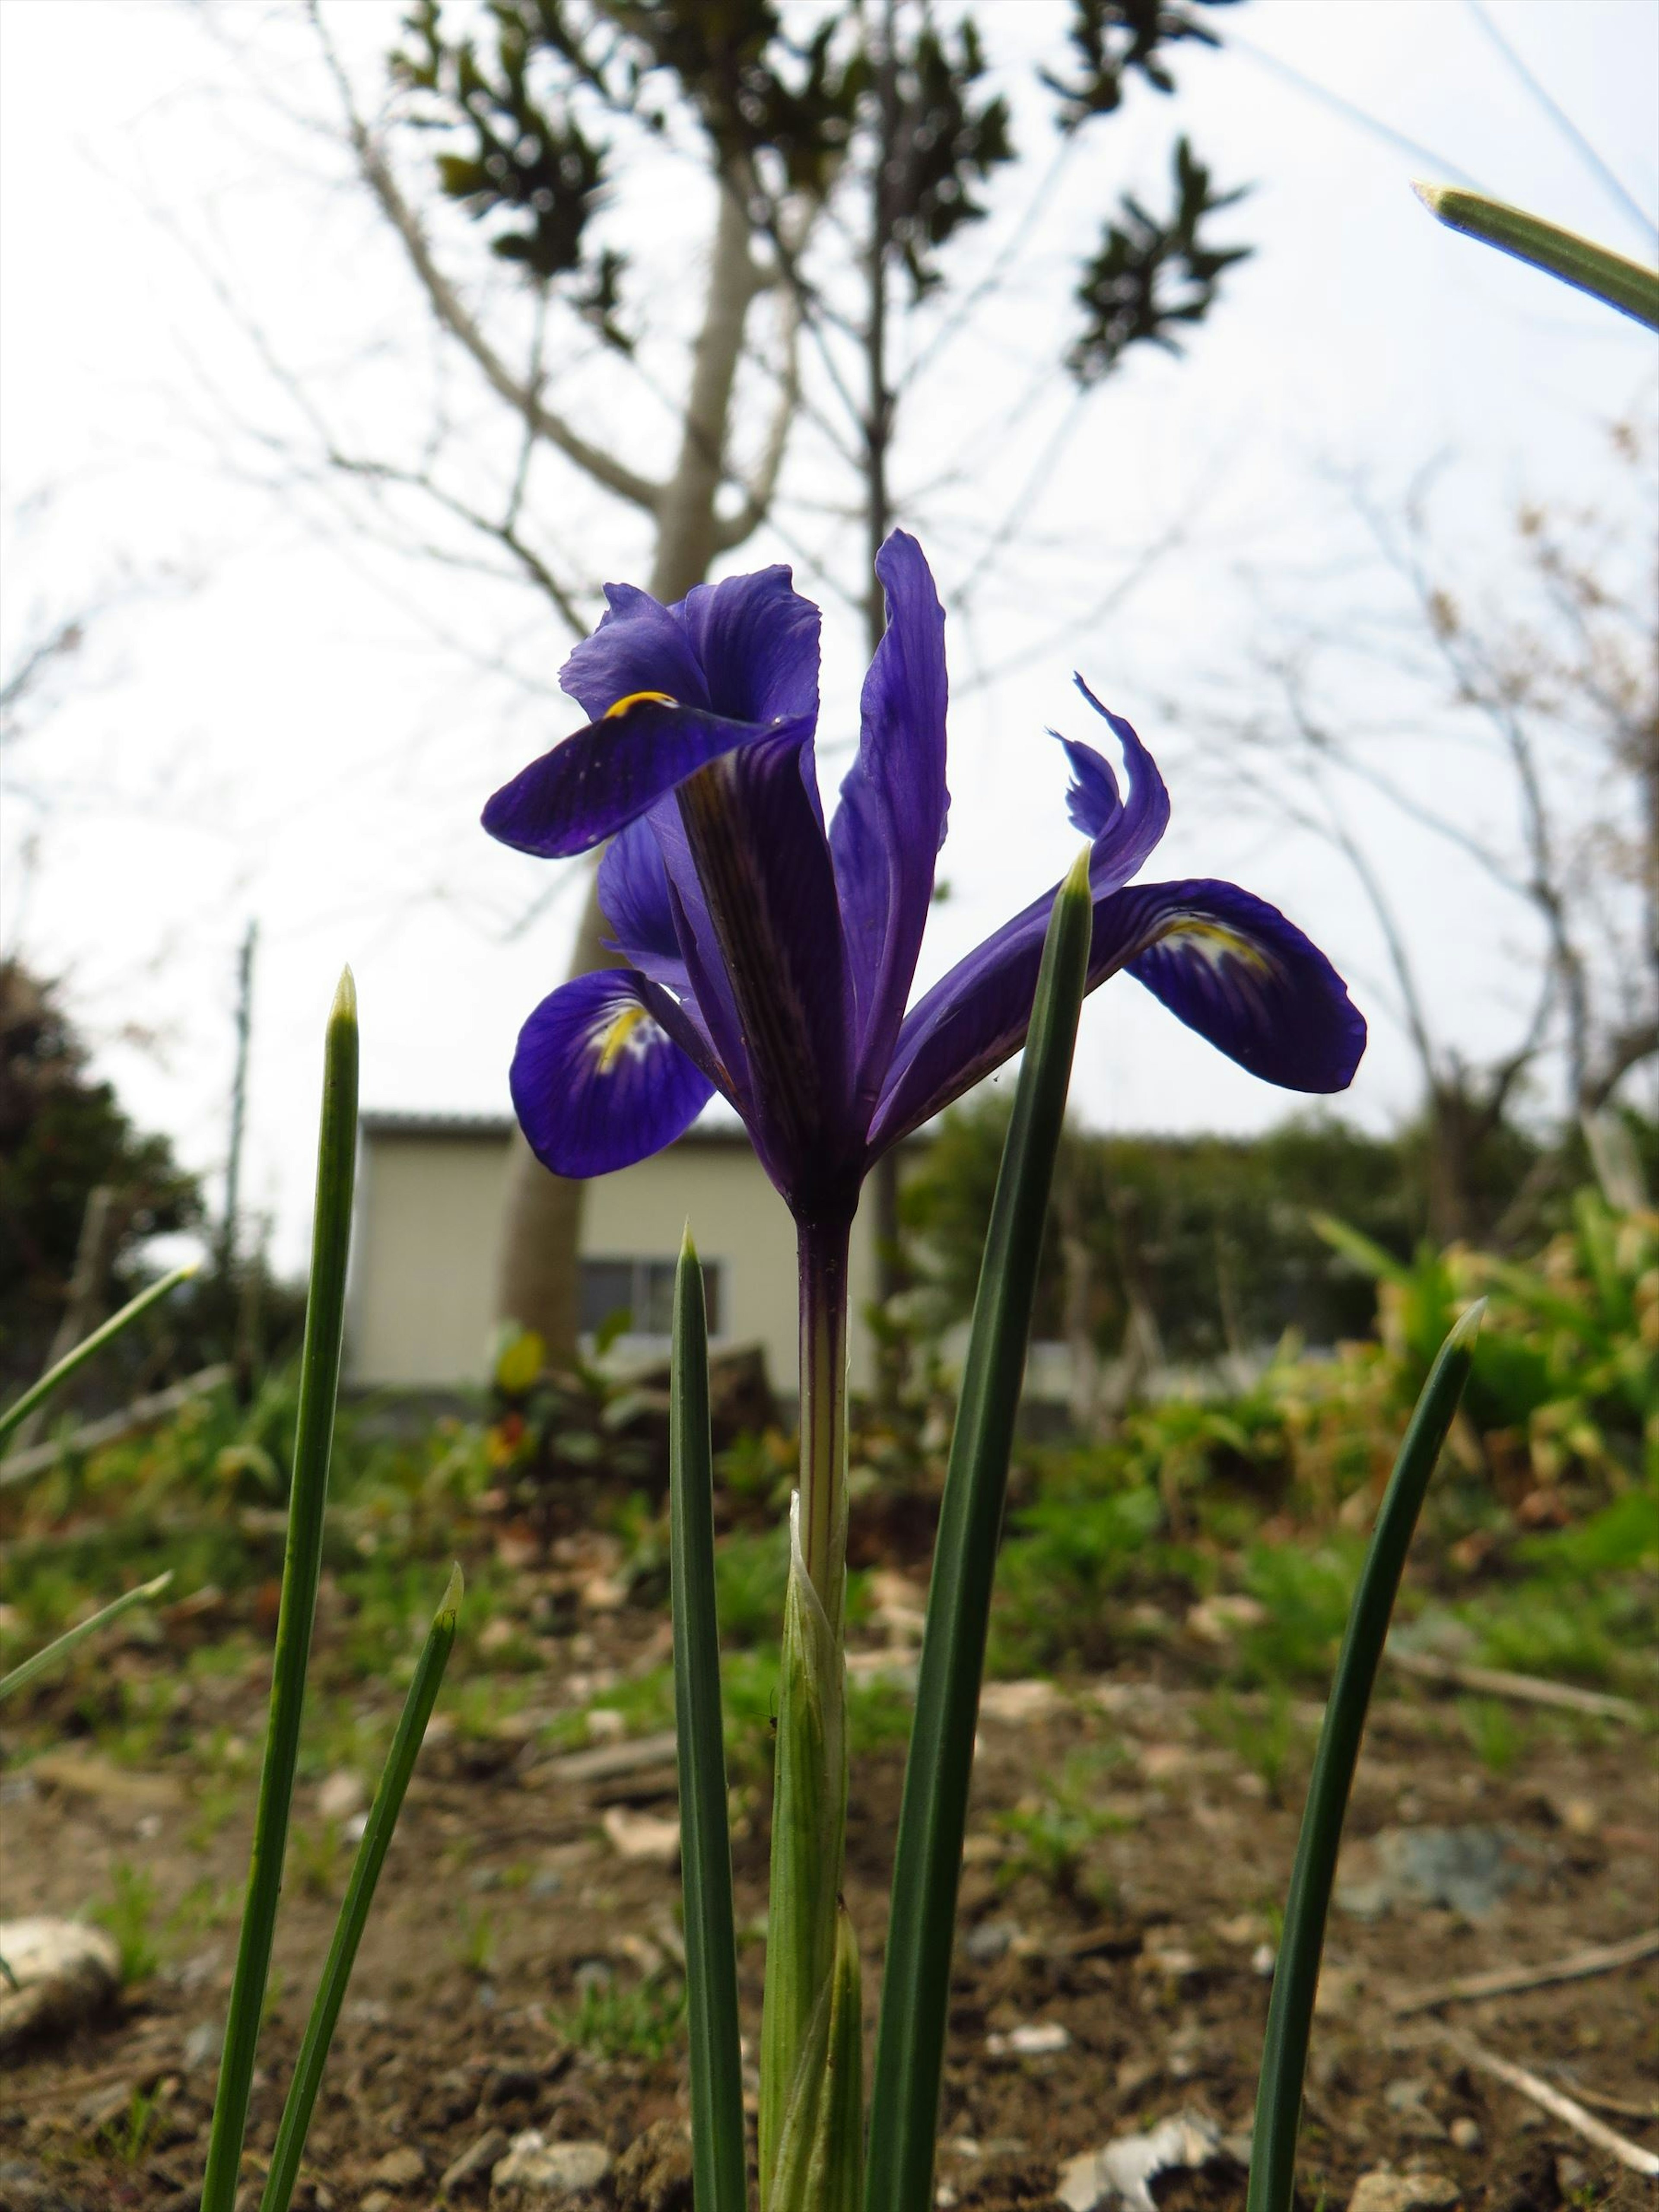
[[1415, 184, 1659, 329], [865, 852, 1093, 2212], [1247, 1301, 1484, 2212], [201, 970, 359, 2212], [669, 1237, 746, 2212], [0, 1262, 196, 1454], [769, 1905, 865, 2212], [260, 1566, 462, 2212], [0, 1573, 173, 1703], [761, 1214, 855, 2211], [760, 1503, 850, 2212]]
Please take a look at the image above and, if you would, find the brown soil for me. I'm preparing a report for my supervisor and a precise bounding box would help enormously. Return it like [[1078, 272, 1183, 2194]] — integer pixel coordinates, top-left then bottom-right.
[[2, 1602, 1655, 2211]]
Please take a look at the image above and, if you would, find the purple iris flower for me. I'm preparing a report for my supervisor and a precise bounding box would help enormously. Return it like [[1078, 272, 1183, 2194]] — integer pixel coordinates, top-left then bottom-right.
[[484, 533, 1365, 1228]]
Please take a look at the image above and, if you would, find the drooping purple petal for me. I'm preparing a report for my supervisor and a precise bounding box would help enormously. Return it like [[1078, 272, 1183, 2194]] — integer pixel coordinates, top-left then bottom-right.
[[1059, 683, 1170, 894], [831, 531, 951, 1096], [676, 735, 861, 1214], [483, 698, 813, 858], [1121, 879, 1367, 1091], [510, 968, 715, 1179], [869, 873, 1363, 1153], [677, 566, 822, 725]]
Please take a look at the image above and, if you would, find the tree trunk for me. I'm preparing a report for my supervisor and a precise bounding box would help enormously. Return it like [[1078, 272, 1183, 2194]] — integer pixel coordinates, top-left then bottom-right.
[[493, 178, 763, 1360]]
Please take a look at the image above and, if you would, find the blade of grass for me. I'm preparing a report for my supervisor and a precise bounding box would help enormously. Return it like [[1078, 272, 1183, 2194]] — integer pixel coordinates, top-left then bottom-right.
[[670, 1233, 746, 2212], [260, 1564, 462, 2212], [200, 969, 358, 2212], [0, 1262, 197, 1454], [0, 1572, 174, 1703], [1414, 184, 1659, 328], [1247, 1300, 1484, 2212], [864, 850, 1093, 2212]]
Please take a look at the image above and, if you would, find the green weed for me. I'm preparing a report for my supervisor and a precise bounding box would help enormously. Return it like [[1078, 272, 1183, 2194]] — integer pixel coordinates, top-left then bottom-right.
[[557, 1976, 684, 2060], [1201, 1688, 1308, 1803], [92, 1862, 160, 1984], [1459, 1697, 1524, 1776], [289, 1821, 343, 1900], [453, 1905, 496, 1975], [995, 1749, 1127, 1905]]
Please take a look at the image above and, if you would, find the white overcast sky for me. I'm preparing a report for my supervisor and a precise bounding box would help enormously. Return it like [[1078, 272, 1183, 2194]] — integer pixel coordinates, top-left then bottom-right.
[[2, 0, 1656, 1273]]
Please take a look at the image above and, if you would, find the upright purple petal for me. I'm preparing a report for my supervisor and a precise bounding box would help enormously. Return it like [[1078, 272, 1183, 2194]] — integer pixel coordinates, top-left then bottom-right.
[[597, 809, 686, 983], [870, 873, 1363, 1152], [831, 532, 950, 1092], [561, 584, 711, 721], [651, 802, 753, 1103], [677, 566, 822, 724], [677, 735, 862, 1215], [511, 969, 715, 1178], [1059, 683, 1170, 893], [483, 698, 812, 858]]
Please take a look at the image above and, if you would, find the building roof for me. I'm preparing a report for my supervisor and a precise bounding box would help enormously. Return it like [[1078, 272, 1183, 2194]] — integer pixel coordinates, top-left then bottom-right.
[[359, 1108, 757, 1148]]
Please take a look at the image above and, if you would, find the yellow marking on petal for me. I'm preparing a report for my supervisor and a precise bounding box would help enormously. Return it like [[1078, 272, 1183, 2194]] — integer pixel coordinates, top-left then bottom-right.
[[596, 1004, 649, 1072], [605, 690, 678, 718], [1163, 919, 1273, 975]]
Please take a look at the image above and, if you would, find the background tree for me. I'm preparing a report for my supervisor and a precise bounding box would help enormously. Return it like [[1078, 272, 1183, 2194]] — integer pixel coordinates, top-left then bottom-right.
[[1172, 428, 1658, 1241], [0, 959, 200, 1393], [273, 0, 1253, 1360]]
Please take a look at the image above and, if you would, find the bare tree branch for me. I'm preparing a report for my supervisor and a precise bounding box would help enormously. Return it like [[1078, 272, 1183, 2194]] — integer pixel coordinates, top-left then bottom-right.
[[308, 0, 664, 518], [714, 275, 804, 551]]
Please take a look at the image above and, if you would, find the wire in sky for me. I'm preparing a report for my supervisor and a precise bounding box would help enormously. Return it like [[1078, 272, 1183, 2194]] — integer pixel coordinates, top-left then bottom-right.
[[1221, 29, 1488, 195], [1464, 0, 1658, 248]]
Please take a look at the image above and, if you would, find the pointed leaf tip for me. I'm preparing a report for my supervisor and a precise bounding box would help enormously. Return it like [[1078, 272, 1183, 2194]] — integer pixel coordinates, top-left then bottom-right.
[[331, 966, 358, 1025], [437, 1563, 464, 1622], [1447, 1297, 1486, 1350], [1411, 180, 1445, 214], [680, 1220, 698, 1265], [1062, 843, 1093, 899]]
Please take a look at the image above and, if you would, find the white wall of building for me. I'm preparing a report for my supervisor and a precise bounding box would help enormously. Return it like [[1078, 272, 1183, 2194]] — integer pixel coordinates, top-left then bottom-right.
[[347, 1118, 884, 1394]]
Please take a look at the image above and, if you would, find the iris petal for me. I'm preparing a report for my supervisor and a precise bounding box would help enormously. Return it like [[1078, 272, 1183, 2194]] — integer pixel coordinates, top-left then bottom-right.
[[560, 584, 710, 723], [677, 734, 860, 1214], [597, 809, 685, 983], [832, 531, 951, 1095], [1059, 683, 1170, 894], [870, 874, 1363, 1153], [678, 566, 822, 725], [1122, 879, 1368, 1091], [510, 969, 715, 1179], [483, 698, 814, 858]]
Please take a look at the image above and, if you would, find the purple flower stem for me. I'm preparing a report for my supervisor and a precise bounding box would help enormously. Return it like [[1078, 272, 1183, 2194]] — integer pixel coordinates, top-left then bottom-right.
[[796, 1211, 853, 1638]]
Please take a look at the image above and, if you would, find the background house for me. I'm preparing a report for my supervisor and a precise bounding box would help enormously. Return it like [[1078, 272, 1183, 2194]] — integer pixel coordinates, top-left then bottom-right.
[[346, 1113, 886, 1395]]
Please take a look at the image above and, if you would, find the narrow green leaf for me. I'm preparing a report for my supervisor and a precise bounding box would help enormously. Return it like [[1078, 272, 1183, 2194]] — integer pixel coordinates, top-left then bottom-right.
[[201, 969, 359, 2212], [0, 1262, 197, 1454], [0, 1572, 173, 1703], [1247, 1300, 1484, 2212], [1414, 183, 1659, 329], [669, 1235, 746, 2212], [865, 850, 1093, 2212], [260, 1564, 461, 2212]]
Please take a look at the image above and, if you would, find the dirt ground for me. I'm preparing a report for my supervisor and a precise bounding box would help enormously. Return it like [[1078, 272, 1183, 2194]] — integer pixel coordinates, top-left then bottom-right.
[[2, 1593, 1655, 2212]]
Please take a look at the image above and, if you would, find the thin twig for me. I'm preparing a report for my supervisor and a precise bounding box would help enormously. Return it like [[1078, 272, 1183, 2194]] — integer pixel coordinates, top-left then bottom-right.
[[1437, 2030, 1659, 2175], [1385, 1646, 1646, 1723], [1393, 1927, 1659, 2016]]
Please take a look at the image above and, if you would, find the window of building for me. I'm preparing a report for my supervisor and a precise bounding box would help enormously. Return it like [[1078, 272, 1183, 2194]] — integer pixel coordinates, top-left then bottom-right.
[[579, 1256, 723, 1338]]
